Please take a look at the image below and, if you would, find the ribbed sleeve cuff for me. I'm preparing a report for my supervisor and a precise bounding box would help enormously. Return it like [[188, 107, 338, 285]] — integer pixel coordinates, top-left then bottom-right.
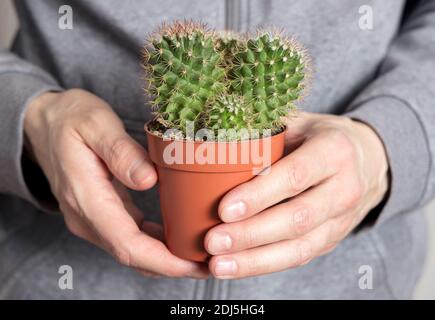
[[0, 71, 62, 207], [345, 96, 431, 224]]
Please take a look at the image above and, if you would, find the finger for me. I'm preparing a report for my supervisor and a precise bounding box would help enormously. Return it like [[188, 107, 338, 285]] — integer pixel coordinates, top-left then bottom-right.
[[72, 174, 207, 279], [78, 108, 157, 191], [63, 202, 164, 263], [219, 133, 341, 222], [141, 221, 165, 242], [112, 178, 134, 201], [133, 267, 162, 278], [113, 179, 166, 243], [58, 140, 206, 278], [209, 218, 342, 279], [61, 204, 105, 249], [113, 180, 166, 242], [112, 179, 144, 226], [64, 203, 169, 272], [206, 178, 343, 254], [318, 214, 355, 255]]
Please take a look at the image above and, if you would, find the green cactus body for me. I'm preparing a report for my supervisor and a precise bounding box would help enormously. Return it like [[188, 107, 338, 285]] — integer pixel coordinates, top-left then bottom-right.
[[144, 22, 309, 140], [215, 35, 243, 65], [228, 33, 306, 131], [207, 95, 253, 141], [145, 23, 226, 130]]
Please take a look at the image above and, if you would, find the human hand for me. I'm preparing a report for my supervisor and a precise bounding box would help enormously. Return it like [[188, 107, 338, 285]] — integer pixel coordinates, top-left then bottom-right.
[[24, 89, 208, 278], [205, 112, 389, 279]]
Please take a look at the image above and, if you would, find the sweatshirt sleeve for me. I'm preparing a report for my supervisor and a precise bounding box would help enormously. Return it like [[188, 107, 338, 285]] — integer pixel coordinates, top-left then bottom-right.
[[344, 0, 435, 224], [0, 49, 63, 207]]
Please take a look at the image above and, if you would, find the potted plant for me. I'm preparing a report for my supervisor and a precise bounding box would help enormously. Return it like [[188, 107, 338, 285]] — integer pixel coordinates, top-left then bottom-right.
[[143, 21, 309, 262]]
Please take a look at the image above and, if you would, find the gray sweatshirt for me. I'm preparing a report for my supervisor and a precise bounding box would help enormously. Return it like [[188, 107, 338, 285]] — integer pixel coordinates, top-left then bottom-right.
[[0, 0, 434, 299]]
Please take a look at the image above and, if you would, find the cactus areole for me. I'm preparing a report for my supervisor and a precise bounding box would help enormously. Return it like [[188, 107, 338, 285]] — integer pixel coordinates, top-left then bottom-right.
[[142, 21, 310, 261]]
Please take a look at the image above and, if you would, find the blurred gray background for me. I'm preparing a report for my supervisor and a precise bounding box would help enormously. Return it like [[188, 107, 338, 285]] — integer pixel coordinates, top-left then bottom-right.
[[1, 0, 434, 299]]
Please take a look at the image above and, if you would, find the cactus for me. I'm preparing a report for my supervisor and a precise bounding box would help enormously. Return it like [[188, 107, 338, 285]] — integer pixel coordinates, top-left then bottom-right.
[[143, 22, 309, 140], [143, 21, 226, 130], [227, 32, 307, 132], [206, 94, 253, 141]]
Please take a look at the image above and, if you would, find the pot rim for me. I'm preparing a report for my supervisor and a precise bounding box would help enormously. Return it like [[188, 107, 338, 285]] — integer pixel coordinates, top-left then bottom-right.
[[144, 121, 287, 144], [145, 121, 287, 173]]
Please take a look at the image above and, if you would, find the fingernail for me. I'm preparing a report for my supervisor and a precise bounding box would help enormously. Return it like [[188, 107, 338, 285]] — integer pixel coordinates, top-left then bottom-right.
[[207, 232, 232, 254], [221, 201, 247, 221], [129, 159, 152, 186], [214, 258, 237, 277]]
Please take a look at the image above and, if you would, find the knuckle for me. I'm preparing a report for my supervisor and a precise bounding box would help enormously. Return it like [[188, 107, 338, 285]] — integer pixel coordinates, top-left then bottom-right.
[[70, 108, 92, 127], [246, 255, 264, 276], [51, 125, 76, 151], [285, 159, 307, 193], [106, 136, 133, 171], [148, 246, 178, 277], [66, 88, 87, 98], [79, 108, 114, 139], [111, 245, 132, 267], [295, 239, 312, 266], [329, 128, 356, 161], [335, 222, 350, 240], [90, 107, 111, 124], [333, 216, 354, 239], [322, 242, 338, 255], [291, 207, 312, 236], [329, 127, 348, 144], [243, 228, 259, 249], [82, 105, 107, 125], [343, 182, 364, 209], [113, 238, 179, 277]]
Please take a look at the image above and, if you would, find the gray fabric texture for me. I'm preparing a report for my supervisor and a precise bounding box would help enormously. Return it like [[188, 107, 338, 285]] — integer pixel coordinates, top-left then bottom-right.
[[0, 0, 434, 299]]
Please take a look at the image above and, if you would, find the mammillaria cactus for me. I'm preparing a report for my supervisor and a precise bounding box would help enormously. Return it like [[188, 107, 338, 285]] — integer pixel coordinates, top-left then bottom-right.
[[206, 94, 252, 140], [227, 33, 307, 132], [143, 21, 309, 140], [143, 21, 226, 130]]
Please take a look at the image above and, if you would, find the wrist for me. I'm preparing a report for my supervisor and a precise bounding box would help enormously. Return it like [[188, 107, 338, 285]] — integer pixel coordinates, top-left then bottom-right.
[[25, 91, 60, 130], [353, 120, 390, 200], [24, 91, 62, 158]]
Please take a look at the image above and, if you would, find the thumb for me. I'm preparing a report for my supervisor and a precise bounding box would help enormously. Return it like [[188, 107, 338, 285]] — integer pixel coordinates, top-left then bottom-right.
[[79, 109, 157, 190]]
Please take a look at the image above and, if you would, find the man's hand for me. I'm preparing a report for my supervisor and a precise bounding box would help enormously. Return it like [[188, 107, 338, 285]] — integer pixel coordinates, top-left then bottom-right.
[[206, 112, 389, 279], [24, 89, 208, 278]]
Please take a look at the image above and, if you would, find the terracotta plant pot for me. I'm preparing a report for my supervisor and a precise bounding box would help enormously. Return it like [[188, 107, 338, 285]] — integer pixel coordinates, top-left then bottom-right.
[[145, 125, 286, 262]]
